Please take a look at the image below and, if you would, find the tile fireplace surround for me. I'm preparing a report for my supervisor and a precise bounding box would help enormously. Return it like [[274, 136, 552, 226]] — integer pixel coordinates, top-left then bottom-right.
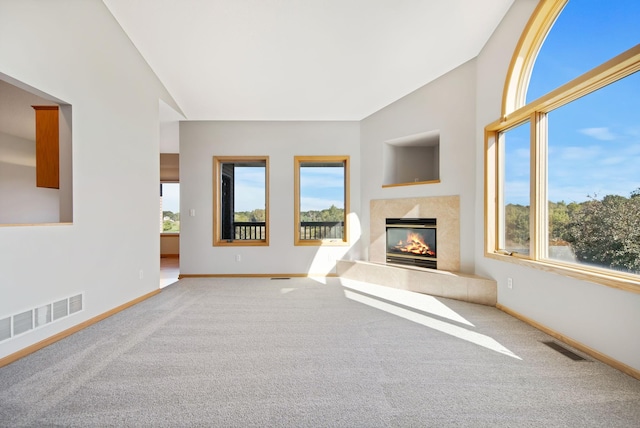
[[370, 195, 460, 271], [337, 195, 497, 306]]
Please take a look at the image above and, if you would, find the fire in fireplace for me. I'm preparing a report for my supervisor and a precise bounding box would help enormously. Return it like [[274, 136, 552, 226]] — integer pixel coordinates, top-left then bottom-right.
[[386, 218, 437, 269]]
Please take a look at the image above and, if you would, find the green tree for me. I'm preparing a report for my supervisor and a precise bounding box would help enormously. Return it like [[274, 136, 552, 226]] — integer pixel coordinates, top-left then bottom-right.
[[250, 209, 266, 222], [564, 190, 640, 274], [234, 212, 250, 222], [505, 204, 529, 250], [234, 209, 266, 222], [321, 205, 343, 222], [163, 219, 174, 232], [548, 201, 570, 244], [300, 206, 344, 223]]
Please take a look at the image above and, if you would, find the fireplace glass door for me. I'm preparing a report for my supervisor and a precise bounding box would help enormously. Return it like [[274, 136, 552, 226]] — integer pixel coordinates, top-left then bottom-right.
[[386, 218, 437, 269]]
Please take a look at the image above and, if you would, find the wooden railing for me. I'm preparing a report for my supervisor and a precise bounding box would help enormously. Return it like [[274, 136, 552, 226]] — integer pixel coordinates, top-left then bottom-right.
[[231, 221, 344, 240], [233, 222, 266, 240], [299, 221, 344, 240]]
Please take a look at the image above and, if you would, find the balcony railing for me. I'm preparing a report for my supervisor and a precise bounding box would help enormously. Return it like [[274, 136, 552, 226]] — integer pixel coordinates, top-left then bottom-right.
[[231, 221, 344, 240], [233, 222, 266, 240], [299, 221, 344, 240]]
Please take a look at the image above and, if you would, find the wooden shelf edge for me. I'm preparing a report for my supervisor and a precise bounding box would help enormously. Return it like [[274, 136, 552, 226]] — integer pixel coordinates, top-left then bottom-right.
[[382, 179, 441, 188]]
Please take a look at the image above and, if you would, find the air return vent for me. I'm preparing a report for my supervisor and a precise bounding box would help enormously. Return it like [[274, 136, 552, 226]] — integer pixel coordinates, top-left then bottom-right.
[[13, 310, 33, 336], [0, 317, 11, 341], [69, 294, 83, 314], [35, 304, 52, 328], [0, 293, 84, 343], [53, 299, 68, 320]]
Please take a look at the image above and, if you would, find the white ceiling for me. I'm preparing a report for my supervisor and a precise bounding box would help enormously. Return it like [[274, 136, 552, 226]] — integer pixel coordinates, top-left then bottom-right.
[[103, 0, 515, 121]]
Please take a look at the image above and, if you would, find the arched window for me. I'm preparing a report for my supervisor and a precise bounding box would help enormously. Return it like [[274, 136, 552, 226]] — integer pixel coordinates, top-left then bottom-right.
[[486, 0, 640, 291]]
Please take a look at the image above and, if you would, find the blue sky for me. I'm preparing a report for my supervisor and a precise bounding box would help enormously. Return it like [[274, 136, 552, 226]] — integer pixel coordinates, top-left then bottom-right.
[[299, 166, 345, 212], [234, 166, 266, 212], [506, 0, 640, 205], [162, 183, 180, 213]]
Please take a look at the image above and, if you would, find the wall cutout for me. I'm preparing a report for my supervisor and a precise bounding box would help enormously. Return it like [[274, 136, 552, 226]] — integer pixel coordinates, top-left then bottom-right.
[[0, 74, 72, 225], [382, 130, 440, 187]]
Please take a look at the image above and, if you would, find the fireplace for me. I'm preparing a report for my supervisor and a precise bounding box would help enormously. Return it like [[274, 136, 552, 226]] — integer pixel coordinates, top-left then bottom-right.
[[386, 218, 437, 269]]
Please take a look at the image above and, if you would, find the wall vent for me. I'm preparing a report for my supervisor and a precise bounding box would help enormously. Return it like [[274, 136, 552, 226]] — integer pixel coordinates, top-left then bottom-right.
[[53, 299, 68, 320], [69, 294, 83, 314], [35, 304, 52, 328], [13, 310, 33, 336], [0, 317, 12, 341], [0, 293, 84, 343]]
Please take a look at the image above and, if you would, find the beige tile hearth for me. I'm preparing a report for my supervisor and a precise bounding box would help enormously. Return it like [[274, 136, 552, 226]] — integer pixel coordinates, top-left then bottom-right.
[[337, 260, 497, 306]]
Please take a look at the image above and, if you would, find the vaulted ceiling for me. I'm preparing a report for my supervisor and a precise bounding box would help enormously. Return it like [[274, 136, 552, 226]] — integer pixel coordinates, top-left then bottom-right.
[[103, 0, 515, 121]]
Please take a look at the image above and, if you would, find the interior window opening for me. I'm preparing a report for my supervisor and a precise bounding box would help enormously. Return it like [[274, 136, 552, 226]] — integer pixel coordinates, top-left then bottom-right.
[[0, 76, 72, 226]]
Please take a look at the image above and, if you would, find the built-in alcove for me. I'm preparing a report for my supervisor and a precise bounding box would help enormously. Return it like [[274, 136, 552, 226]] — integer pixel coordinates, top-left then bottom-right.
[[0, 74, 72, 225], [382, 130, 439, 187]]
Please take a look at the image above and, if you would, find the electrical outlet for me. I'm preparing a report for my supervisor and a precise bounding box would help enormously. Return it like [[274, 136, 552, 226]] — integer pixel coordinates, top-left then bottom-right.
[[139, 269, 144, 280], [235, 254, 241, 262], [507, 277, 513, 289]]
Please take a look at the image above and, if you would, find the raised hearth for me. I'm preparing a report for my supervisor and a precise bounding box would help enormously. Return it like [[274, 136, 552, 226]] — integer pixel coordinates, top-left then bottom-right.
[[337, 260, 497, 306]]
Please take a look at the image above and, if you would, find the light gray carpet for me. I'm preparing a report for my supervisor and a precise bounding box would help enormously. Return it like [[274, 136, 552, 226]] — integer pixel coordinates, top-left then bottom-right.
[[1, 277, 639, 427]]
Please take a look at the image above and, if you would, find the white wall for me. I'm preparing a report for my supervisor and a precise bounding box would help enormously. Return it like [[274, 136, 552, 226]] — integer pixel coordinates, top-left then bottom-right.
[[360, 59, 478, 273], [180, 121, 361, 275], [474, 0, 640, 371], [0, 132, 59, 223], [0, 0, 180, 359]]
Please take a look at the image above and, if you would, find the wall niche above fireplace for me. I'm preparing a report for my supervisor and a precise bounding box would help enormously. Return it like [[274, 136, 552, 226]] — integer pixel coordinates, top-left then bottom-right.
[[382, 129, 439, 187]]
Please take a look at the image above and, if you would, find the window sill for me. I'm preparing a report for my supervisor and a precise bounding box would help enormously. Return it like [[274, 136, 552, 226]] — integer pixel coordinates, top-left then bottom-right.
[[485, 251, 640, 294]]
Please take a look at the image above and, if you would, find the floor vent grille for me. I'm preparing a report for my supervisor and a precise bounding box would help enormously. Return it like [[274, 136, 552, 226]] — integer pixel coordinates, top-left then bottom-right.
[[542, 341, 587, 361], [270, 277, 291, 280], [0, 293, 83, 343]]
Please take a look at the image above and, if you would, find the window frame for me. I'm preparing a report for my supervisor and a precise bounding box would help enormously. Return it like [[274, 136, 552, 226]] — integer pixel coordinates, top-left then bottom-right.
[[213, 155, 269, 247], [485, 4, 640, 292], [294, 155, 350, 246]]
